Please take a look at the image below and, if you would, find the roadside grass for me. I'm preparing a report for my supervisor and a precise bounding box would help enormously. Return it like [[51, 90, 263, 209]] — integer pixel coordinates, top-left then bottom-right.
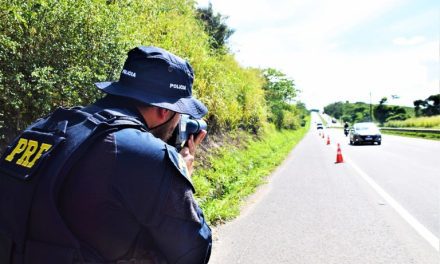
[[385, 115, 440, 128], [193, 116, 310, 225], [381, 130, 440, 141], [381, 115, 440, 140], [318, 113, 327, 126]]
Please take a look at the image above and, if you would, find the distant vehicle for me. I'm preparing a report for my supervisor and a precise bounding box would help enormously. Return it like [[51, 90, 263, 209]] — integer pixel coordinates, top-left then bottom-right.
[[349, 122, 382, 145], [331, 119, 337, 123], [317, 123, 323, 129]]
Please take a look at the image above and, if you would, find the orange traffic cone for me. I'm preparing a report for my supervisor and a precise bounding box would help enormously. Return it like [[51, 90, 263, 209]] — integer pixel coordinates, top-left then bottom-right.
[[336, 143, 344, 163], [326, 136, 330, 145], [322, 133, 325, 139]]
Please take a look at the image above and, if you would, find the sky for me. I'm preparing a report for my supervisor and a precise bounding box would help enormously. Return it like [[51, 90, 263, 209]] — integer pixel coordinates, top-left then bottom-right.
[[196, 0, 439, 110]]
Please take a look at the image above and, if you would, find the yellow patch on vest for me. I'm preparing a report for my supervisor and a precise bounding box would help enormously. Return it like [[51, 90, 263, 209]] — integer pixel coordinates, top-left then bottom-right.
[[4, 138, 53, 168]]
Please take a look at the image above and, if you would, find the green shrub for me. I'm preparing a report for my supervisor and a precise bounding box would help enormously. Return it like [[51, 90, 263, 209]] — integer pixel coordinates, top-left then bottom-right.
[[385, 115, 440, 128], [0, 0, 302, 151], [0, 0, 125, 146]]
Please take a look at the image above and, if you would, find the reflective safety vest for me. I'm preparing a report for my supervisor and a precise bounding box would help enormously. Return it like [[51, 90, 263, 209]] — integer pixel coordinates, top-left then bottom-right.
[[0, 106, 147, 264]]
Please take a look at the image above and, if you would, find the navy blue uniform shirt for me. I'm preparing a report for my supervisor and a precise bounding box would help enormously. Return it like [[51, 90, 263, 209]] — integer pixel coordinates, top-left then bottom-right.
[[57, 97, 212, 263]]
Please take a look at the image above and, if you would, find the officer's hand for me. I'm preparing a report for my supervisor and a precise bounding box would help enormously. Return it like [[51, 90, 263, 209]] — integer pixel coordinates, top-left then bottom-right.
[[180, 130, 207, 177]]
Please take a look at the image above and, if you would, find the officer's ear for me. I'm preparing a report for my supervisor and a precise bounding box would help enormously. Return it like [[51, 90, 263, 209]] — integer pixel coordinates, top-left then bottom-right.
[[136, 105, 163, 126], [156, 108, 172, 121]]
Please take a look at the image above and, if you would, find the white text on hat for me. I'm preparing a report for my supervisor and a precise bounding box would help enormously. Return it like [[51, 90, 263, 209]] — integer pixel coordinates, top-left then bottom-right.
[[169, 83, 186, 90], [122, 69, 136, 78]]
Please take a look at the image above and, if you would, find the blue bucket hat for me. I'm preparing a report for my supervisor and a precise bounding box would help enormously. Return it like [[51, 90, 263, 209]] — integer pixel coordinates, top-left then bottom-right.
[[95, 46, 208, 119]]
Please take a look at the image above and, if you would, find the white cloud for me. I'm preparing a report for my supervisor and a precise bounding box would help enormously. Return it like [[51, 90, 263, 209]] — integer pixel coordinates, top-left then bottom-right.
[[197, 0, 439, 109]]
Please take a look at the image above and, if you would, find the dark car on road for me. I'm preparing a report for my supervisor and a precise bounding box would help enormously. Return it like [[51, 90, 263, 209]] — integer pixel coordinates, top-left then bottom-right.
[[317, 123, 323, 129], [349, 122, 382, 145]]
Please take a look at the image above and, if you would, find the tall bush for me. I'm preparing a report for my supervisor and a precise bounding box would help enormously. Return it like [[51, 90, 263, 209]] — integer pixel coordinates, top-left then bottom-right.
[[0, 0, 297, 150], [262, 68, 303, 129], [0, 0, 126, 146]]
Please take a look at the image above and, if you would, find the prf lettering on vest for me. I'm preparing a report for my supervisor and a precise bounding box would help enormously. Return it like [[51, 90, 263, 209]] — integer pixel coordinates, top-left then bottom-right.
[[4, 138, 52, 168]]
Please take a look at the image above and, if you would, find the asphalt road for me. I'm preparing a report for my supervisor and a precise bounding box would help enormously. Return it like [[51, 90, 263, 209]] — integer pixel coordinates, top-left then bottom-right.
[[325, 125, 440, 239], [209, 116, 440, 264]]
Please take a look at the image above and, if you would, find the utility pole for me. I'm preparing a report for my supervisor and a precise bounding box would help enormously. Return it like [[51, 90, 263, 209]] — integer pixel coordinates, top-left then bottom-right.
[[369, 92, 372, 121]]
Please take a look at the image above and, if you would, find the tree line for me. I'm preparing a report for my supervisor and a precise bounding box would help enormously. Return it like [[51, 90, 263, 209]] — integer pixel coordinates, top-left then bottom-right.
[[0, 0, 307, 150], [323, 93, 439, 125], [413, 94, 440, 117]]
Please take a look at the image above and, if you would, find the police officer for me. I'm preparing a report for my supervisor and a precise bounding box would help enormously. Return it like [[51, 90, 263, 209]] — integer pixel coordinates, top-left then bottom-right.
[[28, 46, 212, 263], [344, 122, 350, 136]]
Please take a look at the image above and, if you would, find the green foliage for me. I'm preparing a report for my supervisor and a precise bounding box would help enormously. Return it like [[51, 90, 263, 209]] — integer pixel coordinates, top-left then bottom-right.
[[0, 0, 125, 146], [196, 2, 235, 52], [374, 97, 410, 125], [324, 101, 371, 124], [413, 94, 440, 117], [0, 0, 281, 149], [324, 100, 411, 125], [323, 102, 344, 119], [194, 55, 268, 133], [262, 68, 305, 129], [193, 116, 310, 224], [385, 115, 440, 128]]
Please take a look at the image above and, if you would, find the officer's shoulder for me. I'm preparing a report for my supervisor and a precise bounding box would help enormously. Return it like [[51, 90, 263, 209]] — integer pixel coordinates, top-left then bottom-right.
[[112, 128, 165, 158], [164, 144, 195, 192], [111, 128, 195, 191]]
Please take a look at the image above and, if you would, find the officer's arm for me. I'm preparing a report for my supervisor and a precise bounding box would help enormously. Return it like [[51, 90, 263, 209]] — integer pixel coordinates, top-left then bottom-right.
[[149, 169, 212, 264]]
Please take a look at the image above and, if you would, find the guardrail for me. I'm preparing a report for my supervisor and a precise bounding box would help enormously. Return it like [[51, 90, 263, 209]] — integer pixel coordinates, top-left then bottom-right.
[[379, 127, 440, 134], [323, 125, 440, 134]]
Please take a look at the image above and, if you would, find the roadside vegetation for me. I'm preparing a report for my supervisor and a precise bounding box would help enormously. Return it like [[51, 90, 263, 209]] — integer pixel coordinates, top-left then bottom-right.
[[0, 0, 307, 147], [323, 95, 439, 140], [381, 115, 440, 140], [384, 115, 440, 128], [318, 113, 328, 126], [324, 94, 439, 126], [323, 100, 413, 125], [0, 1, 310, 224]]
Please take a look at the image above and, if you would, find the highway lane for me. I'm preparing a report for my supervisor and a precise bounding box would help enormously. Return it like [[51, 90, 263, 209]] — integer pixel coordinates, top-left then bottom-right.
[[209, 116, 440, 263], [321, 126, 440, 239]]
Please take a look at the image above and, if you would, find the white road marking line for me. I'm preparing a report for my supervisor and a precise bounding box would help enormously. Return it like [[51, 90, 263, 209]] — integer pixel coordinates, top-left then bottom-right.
[[335, 144, 440, 251]]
